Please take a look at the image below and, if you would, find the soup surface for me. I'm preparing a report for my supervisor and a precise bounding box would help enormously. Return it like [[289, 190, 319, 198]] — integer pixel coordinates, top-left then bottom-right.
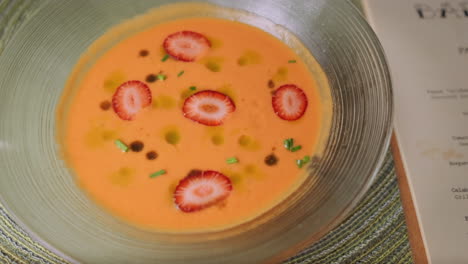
[[57, 8, 329, 232]]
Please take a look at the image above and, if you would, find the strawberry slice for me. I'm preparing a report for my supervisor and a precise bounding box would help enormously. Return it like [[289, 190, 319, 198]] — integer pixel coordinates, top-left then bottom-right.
[[112, 80, 152, 120], [272, 84, 308, 121], [182, 90, 236, 126], [174, 170, 232, 213], [163, 31, 211, 62]]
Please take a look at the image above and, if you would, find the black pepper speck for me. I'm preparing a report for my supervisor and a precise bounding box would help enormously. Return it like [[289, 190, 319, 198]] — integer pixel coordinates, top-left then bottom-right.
[[100, 100, 111, 111], [265, 154, 278, 166], [146, 151, 158, 160], [139, 50, 149, 57], [130, 141, 144, 152], [146, 74, 157, 83]]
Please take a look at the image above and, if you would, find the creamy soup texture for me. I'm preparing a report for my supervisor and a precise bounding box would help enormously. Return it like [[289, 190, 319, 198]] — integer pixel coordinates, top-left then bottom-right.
[[57, 4, 330, 233]]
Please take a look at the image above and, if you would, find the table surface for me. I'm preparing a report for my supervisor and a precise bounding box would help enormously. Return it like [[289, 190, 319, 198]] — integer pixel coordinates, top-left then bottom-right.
[[0, 0, 414, 263]]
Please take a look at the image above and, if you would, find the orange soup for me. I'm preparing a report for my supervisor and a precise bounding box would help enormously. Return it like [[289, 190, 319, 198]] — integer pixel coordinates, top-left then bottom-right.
[[57, 5, 329, 233]]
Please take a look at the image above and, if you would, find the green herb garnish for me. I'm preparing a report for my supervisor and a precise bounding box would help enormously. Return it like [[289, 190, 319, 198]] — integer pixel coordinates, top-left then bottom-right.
[[296, 155, 311, 169], [189, 86, 197, 91], [283, 138, 294, 150], [291, 145, 302, 152], [288, 60, 297, 63], [161, 54, 170, 62], [157, 74, 167, 81], [284, 138, 303, 152], [150, 170, 167, 178], [114, 139, 129, 152], [177, 71, 185, 77], [226, 157, 239, 164], [296, 159, 304, 169]]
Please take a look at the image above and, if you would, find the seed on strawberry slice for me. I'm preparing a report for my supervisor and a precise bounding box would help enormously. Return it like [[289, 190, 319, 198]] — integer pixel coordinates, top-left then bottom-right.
[[182, 90, 236, 126], [163, 31, 211, 62], [272, 84, 308, 121], [174, 170, 232, 213], [112, 80, 152, 121]]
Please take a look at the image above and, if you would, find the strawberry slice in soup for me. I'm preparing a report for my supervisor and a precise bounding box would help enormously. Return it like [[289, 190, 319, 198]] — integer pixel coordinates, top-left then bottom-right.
[[112, 80, 152, 121], [174, 170, 233, 213], [272, 84, 308, 121], [163, 31, 211, 62], [182, 90, 236, 126]]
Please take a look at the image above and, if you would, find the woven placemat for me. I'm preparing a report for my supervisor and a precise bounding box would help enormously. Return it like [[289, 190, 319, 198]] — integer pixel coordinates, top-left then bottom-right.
[[0, 1, 414, 263]]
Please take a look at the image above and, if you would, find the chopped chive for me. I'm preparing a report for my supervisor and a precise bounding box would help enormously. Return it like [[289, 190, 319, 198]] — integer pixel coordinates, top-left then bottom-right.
[[226, 157, 239, 164], [296, 159, 304, 168], [161, 54, 170, 62], [288, 60, 297, 63], [114, 139, 129, 152], [157, 74, 167, 81], [177, 70, 185, 77], [150, 169, 166, 178], [291, 145, 302, 152], [283, 138, 293, 150], [189, 86, 197, 91], [297, 155, 311, 169]]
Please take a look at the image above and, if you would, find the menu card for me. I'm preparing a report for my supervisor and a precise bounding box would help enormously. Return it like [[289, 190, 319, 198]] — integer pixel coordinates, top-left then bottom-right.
[[362, 0, 468, 263]]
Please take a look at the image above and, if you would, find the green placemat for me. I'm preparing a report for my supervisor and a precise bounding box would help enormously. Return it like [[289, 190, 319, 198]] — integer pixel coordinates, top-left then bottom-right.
[[0, 1, 414, 263], [285, 152, 413, 264]]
